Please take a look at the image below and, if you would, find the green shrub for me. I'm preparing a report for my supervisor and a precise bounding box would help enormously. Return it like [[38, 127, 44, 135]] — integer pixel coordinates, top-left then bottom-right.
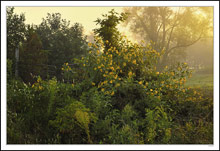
[[49, 101, 97, 144]]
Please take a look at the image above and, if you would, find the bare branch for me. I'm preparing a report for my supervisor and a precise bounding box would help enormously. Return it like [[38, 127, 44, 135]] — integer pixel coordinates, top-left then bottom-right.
[[166, 9, 181, 50], [156, 23, 162, 36], [167, 31, 204, 54]]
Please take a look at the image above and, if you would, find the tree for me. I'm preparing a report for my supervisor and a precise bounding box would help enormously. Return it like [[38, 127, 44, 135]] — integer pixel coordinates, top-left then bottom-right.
[[19, 27, 48, 83], [93, 9, 128, 52], [124, 7, 213, 68], [7, 7, 26, 75], [35, 13, 88, 79]]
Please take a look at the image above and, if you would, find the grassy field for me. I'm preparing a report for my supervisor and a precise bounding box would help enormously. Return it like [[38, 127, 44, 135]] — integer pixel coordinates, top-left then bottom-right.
[[185, 72, 213, 88]]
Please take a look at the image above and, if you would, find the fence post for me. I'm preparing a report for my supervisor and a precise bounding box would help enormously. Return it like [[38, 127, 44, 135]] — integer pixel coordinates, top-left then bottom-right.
[[15, 46, 19, 77]]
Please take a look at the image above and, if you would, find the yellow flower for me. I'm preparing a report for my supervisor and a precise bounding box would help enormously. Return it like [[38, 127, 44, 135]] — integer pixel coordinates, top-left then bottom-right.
[[171, 72, 175, 76], [83, 64, 86, 67], [61, 68, 64, 71], [138, 81, 143, 85], [150, 89, 153, 92], [132, 60, 137, 64], [32, 84, 35, 88], [123, 62, 126, 67], [110, 80, 113, 84], [39, 86, 43, 90], [97, 58, 100, 63], [111, 91, 115, 96], [156, 72, 159, 75], [94, 67, 97, 70], [128, 71, 133, 77], [184, 62, 187, 65], [101, 88, 105, 92], [182, 89, 185, 93], [110, 72, 114, 75], [88, 43, 92, 47], [92, 82, 95, 86], [118, 78, 121, 80], [37, 77, 41, 83]]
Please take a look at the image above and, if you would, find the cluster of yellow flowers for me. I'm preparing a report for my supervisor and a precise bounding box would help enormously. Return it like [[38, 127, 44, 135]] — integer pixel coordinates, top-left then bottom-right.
[[80, 37, 192, 100], [144, 87, 161, 98], [32, 77, 44, 90], [84, 38, 164, 96], [62, 62, 72, 71]]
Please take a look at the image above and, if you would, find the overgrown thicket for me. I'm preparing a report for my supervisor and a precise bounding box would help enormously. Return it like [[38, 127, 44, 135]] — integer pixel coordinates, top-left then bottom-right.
[[7, 9, 213, 144]]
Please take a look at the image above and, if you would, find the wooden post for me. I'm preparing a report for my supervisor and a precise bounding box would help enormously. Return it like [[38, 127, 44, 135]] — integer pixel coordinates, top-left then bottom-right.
[[15, 46, 19, 77]]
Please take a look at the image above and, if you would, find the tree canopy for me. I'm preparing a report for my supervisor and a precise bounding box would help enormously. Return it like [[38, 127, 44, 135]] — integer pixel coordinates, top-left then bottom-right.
[[35, 13, 89, 79], [124, 7, 213, 67], [7, 7, 26, 75], [7, 9, 89, 81]]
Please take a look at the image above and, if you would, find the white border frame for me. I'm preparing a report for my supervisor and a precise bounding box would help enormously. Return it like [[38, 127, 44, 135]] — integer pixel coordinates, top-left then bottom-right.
[[1, 1, 219, 150]]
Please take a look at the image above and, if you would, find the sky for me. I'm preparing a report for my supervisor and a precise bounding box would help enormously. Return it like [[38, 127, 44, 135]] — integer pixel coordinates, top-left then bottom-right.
[[13, 7, 132, 37]]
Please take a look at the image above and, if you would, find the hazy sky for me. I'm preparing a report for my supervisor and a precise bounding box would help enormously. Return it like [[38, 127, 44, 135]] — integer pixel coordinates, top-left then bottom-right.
[[13, 7, 131, 37]]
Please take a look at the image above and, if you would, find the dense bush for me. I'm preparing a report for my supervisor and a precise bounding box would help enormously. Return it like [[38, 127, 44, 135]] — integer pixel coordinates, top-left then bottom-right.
[[7, 10, 213, 144]]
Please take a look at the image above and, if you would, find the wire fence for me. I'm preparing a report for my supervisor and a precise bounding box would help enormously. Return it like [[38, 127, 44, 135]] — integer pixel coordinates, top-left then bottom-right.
[[16, 62, 81, 83]]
